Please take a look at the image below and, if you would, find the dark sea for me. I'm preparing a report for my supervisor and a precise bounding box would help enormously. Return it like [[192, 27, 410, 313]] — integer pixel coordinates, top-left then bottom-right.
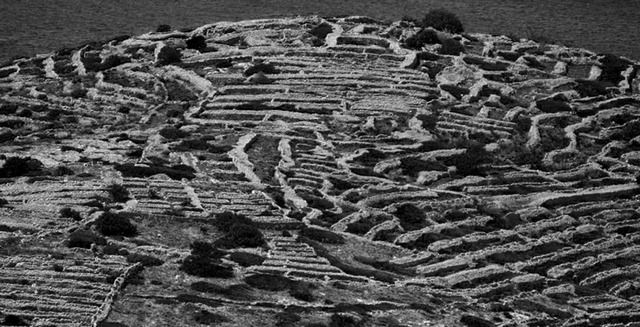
[[0, 0, 639, 63]]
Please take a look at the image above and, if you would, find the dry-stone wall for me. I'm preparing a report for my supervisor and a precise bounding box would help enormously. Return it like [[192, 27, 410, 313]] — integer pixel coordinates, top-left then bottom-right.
[[0, 15, 639, 327]]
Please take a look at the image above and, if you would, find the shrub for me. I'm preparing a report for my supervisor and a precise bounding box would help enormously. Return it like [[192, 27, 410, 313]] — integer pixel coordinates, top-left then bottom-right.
[[156, 24, 172, 33], [275, 312, 301, 327], [0, 156, 44, 178], [213, 211, 254, 233], [289, 281, 315, 302], [114, 163, 196, 180], [2, 315, 30, 326], [400, 15, 421, 25], [395, 204, 427, 230], [52, 166, 74, 176], [159, 126, 188, 140], [126, 253, 164, 266], [67, 227, 107, 248], [0, 103, 18, 115], [421, 9, 464, 33], [245, 273, 294, 291], [186, 35, 208, 51], [243, 63, 280, 77], [193, 310, 229, 324], [228, 251, 266, 267], [451, 142, 489, 176], [107, 184, 130, 202], [329, 314, 361, 327], [439, 38, 465, 55], [60, 207, 82, 221], [0, 198, 8, 207], [180, 240, 233, 278], [227, 223, 265, 247], [95, 211, 138, 237], [404, 29, 439, 49]]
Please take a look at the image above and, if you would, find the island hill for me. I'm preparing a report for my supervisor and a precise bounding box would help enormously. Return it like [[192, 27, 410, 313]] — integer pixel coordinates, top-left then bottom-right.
[[0, 11, 640, 327]]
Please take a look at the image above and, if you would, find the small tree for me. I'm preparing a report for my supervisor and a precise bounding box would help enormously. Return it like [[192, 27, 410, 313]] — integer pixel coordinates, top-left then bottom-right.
[[421, 9, 464, 34], [95, 211, 138, 237], [180, 240, 233, 278]]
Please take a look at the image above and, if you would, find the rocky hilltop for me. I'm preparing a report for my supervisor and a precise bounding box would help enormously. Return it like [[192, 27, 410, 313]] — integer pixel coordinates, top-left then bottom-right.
[[0, 15, 640, 327]]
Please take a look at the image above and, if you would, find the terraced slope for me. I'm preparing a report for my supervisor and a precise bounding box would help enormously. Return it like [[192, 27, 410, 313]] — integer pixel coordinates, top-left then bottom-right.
[[0, 15, 639, 327]]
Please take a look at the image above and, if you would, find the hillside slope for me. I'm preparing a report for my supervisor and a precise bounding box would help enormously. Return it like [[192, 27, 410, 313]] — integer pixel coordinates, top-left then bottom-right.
[[0, 16, 639, 327]]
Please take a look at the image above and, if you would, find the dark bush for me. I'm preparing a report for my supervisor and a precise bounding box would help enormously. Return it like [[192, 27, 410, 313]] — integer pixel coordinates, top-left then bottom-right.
[[52, 166, 75, 176], [213, 211, 255, 233], [228, 251, 265, 267], [114, 163, 196, 180], [245, 273, 294, 291], [159, 126, 188, 140], [329, 314, 361, 327], [60, 207, 82, 221], [451, 142, 489, 176], [439, 38, 465, 55], [95, 211, 138, 237], [404, 29, 439, 49], [443, 209, 469, 222], [192, 310, 229, 324], [300, 227, 345, 244], [400, 15, 421, 25], [0, 198, 8, 207], [126, 253, 164, 266], [395, 204, 427, 230], [289, 281, 315, 302], [16, 108, 32, 118], [421, 9, 464, 33], [275, 312, 301, 327], [156, 24, 172, 33], [186, 35, 208, 51], [180, 240, 233, 278], [216, 223, 266, 248], [67, 227, 107, 248], [228, 223, 264, 246], [2, 315, 30, 326], [0, 119, 25, 129], [52, 263, 64, 272], [0, 103, 18, 115], [0, 156, 44, 178], [107, 184, 130, 202], [599, 53, 631, 85], [243, 63, 280, 77]]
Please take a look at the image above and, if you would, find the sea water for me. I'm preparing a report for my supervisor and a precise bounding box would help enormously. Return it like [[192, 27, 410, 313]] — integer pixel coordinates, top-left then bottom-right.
[[1, 0, 639, 62]]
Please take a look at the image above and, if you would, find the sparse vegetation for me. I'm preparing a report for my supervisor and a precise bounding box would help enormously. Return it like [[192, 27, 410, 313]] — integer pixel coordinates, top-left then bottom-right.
[[213, 211, 255, 233], [186, 35, 208, 51], [95, 211, 138, 237], [228, 251, 266, 267], [0, 156, 44, 178], [159, 125, 188, 140], [107, 184, 130, 202], [421, 9, 464, 33], [126, 253, 164, 266], [60, 207, 82, 221], [216, 223, 266, 248], [156, 24, 172, 33], [180, 240, 234, 278], [404, 29, 439, 49], [439, 38, 465, 55], [115, 163, 196, 180]]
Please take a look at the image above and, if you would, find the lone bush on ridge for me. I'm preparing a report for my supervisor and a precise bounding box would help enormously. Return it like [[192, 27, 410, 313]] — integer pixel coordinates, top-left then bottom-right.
[[422, 9, 464, 34]]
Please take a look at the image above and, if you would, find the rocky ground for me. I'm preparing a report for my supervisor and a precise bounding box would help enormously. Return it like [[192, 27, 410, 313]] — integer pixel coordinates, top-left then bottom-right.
[[0, 15, 640, 327]]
